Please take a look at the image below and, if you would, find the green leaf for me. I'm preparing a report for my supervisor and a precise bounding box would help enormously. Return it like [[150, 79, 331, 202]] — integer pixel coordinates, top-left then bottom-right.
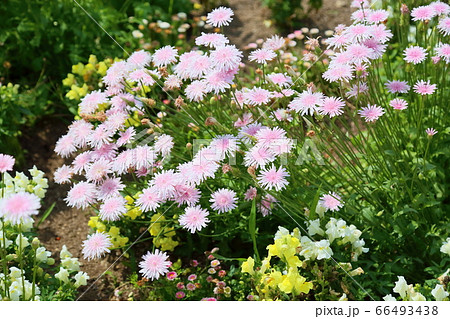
[[36, 202, 56, 228], [249, 199, 260, 262]]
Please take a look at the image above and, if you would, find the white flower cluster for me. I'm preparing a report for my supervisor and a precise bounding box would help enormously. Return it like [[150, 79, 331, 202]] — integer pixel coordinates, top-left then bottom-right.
[[2, 166, 48, 199], [384, 276, 449, 301], [56, 245, 90, 288]]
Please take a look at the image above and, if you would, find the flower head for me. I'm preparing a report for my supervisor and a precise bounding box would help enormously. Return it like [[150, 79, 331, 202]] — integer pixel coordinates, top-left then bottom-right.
[[65, 181, 97, 209], [139, 249, 171, 280], [206, 7, 234, 27], [99, 196, 127, 221], [0, 154, 15, 173], [403, 46, 427, 64], [425, 128, 438, 136], [319, 96, 345, 117], [0, 192, 41, 225], [152, 46, 178, 67], [319, 192, 343, 212], [411, 5, 436, 22], [179, 205, 210, 233], [210, 188, 237, 213], [389, 98, 408, 110], [249, 48, 276, 64], [358, 104, 385, 122], [82, 232, 112, 260], [413, 80, 437, 95], [257, 165, 289, 191], [385, 80, 410, 93]]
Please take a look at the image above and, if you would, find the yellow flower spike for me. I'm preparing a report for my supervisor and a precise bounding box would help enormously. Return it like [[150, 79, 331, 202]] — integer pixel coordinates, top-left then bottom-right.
[[62, 74, 75, 87], [72, 63, 85, 75], [88, 54, 98, 65], [241, 257, 255, 275], [159, 237, 179, 251], [286, 255, 303, 268], [165, 227, 176, 238], [97, 61, 108, 76], [268, 270, 282, 288], [260, 257, 271, 273], [108, 226, 120, 237], [88, 217, 99, 228], [78, 84, 89, 97], [124, 195, 134, 205]]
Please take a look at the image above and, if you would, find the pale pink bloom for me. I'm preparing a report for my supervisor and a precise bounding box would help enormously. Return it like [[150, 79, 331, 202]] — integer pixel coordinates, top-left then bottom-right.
[[257, 165, 289, 191], [346, 82, 369, 98], [173, 184, 201, 206], [358, 104, 385, 122], [332, 51, 354, 65], [187, 55, 211, 80], [272, 108, 293, 122], [319, 96, 345, 117], [99, 196, 127, 221], [206, 7, 234, 27], [79, 90, 108, 115], [351, 0, 370, 8], [319, 192, 343, 212], [325, 33, 351, 50], [85, 158, 112, 182], [249, 48, 276, 64], [116, 127, 136, 147], [104, 112, 128, 132], [55, 134, 77, 158], [185, 80, 207, 102], [128, 69, 158, 86], [345, 24, 372, 42], [436, 43, 450, 63], [267, 73, 292, 87], [188, 274, 197, 281], [152, 45, 178, 67], [322, 64, 354, 82], [234, 113, 253, 128], [413, 80, 437, 95], [351, 9, 371, 22], [68, 120, 93, 148], [255, 127, 286, 146], [411, 5, 436, 22], [437, 17, 450, 36], [103, 61, 129, 87], [244, 87, 273, 106], [368, 25, 393, 44], [187, 159, 220, 184], [259, 194, 277, 217], [82, 232, 112, 260], [209, 45, 242, 71], [204, 70, 231, 94], [430, 1, 450, 15], [91, 143, 118, 162], [210, 188, 237, 213], [195, 32, 229, 48], [87, 125, 114, 149], [0, 192, 40, 225], [432, 56, 441, 64], [389, 98, 408, 110], [367, 9, 389, 23], [54, 165, 73, 184], [281, 89, 296, 96], [65, 181, 97, 209], [268, 138, 294, 156], [127, 50, 152, 68], [136, 187, 162, 212], [346, 44, 374, 63], [244, 186, 257, 201], [210, 135, 239, 158], [426, 128, 438, 136], [133, 145, 156, 170], [194, 146, 224, 163], [149, 170, 179, 198], [72, 151, 93, 174], [289, 88, 324, 116], [404, 46, 427, 64], [110, 93, 135, 111], [139, 249, 171, 280], [362, 39, 387, 59], [174, 52, 199, 79], [186, 283, 196, 291], [112, 149, 134, 175], [0, 154, 15, 173], [263, 35, 285, 51], [154, 134, 174, 157], [164, 75, 182, 90], [179, 205, 210, 233], [98, 177, 125, 200], [244, 145, 276, 168], [385, 80, 410, 93], [238, 123, 265, 143]]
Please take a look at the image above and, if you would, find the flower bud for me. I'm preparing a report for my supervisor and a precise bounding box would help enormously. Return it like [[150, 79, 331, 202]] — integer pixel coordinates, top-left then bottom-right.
[[205, 117, 218, 126], [47, 258, 55, 265], [31, 238, 40, 250]]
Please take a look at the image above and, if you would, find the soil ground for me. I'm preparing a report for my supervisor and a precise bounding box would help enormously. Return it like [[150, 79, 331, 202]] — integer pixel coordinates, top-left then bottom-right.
[[18, 0, 353, 300]]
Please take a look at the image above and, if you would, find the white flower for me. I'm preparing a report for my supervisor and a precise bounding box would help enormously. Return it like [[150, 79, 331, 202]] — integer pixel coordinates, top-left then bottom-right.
[[61, 257, 80, 272], [55, 267, 70, 284], [299, 236, 317, 260], [132, 30, 143, 38], [383, 294, 397, 301], [409, 291, 426, 301], [0, 231, 12, 248], [274, 226, 290, 239], [440, 238, 450, 256], [15, 235, 29, 251], [9, 267, 22, 280], [393, 276, 408, 299], [74, 271, 89, 287], [315, 204, 326, 218], [60, 245, 73, 259], [35, 247, 51, 263], [9, 281, 22, 301], [316, 239, 333, 260], [431, 284, 449, 301], [307, 219, 324, 236]]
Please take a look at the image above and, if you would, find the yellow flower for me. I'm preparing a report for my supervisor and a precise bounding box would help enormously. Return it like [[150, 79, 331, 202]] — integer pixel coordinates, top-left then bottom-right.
[[72, 63, 85, 75], [149, 213, 165, 236], [97, 61, 108, 76], [159, 237, 179, 251], [62, 74, 75, 87], [241, 257, 255, 275], [88, 54, 98, 65]]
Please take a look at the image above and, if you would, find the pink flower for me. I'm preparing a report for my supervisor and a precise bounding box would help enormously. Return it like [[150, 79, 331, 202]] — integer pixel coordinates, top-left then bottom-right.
[[319, 96, 345, 117], [244, 186, 257, 201], [346, 44, 373, 63], [116, 127, 136, 147], [186, 283, 196, 291], [238, 123, 265, 143], [425, 128, 438, 136], [411, 5, 436, 22], [267, 73, 292, 87], [0, 192, 41, 225], [272, 108, 293, 122], [87, 125, 114, 149], [209, 45, 243, 72], [133, 145, 156, 170], [152, 45, 178, 67], [136, 187, 162, 212], [179, 205, 210, 233], [175, 291, 186, 299], [436, 43, 450, 63], [367, 9, 389, 23], [68, 120, 93, 148], [389, 98, 408, 110], [257, 165, 289, 191], [176, 282, 185, 290], [103, 61, 129, 87], [204, 70, 231, 94], [167, 271, 178, 280], [99, 196, 127, 221], [65, 181, 97, 209], [430, 2, 450, 15], [98, 177, 124, 200], [0, 154, 15, 173], [196, 32, 229, 48], [154, 134, 174, 157], [319, 192, 343, 212], [173, 184, 201, 207], [249, 48, 276, 64], [55, 134, 77, 158], [188, 274, 197, 281], [127, 50, 152, 68], [82, 232, 112, 260], [289, 88, 324, 116], [244, 87, 273, 106], [346, 82, 369, 99], [358, 104, 385, 122], [128, 69, 158, 86], [437, 17, 450, 36], [149, 170, 179, 198], [210, 188, 238, 213], [413, 80, 437, 95], [385, 80, 410, 93], [201, 297, 217, 301], [403, 46, 427, 64], [263, 35, 285, 51], [255, 127, 286, 146], [185, 80, 207, 102], [259, 194, 277, 217], [322, 64, 354, 82], [112, 150, 133, 175], [79, 90, 108, 115], [54, 165, 73, 184], [85, 158, 112, 182], [345, 24, 372, 42], [139, 249, 171, 280], [244, 145, 275, 168], [206, 7, 234, 27]]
